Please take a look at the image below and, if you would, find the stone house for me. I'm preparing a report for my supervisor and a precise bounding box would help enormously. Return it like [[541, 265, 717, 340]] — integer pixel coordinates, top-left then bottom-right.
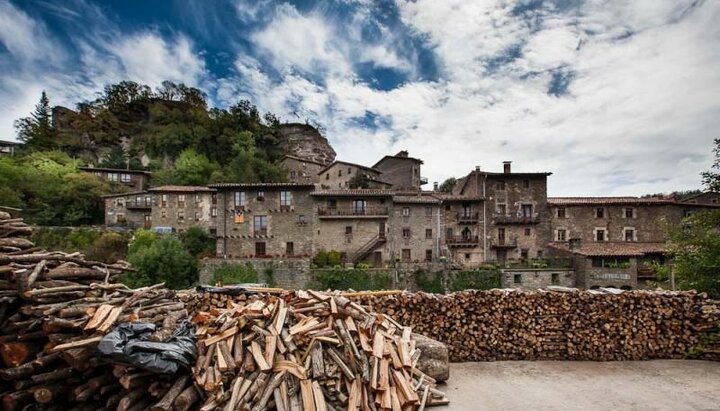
[[102, 191, 152, 229], [677, 192, 720, 207], [372, 151, 426, 190], [150, 186, 217, 234], [279, 155, 327, 184], [0, 139, 21, 157], [388, 194, 442, 264], [79, 167, 151, 192], [211, 183, 316, 259], [317, 161, 391, 190]]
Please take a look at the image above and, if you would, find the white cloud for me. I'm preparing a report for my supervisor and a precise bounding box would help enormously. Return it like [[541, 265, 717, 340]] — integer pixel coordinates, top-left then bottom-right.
[[0, 1, 61, 63]]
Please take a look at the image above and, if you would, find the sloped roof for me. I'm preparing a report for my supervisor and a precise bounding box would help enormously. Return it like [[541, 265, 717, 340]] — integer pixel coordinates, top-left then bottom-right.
[[310, 189, 394, 197], [392, 194, 441, 204], [208, 183, 314, 189], [549, 242, 666, 257], [101, 190, 149, 199], [548, 197, 675, 206], [149, 185, 216, 192], [79, 167, 151, 176], [318, 161, 381, 175], [279, 155, 328, 167], [372, 152, 424, 168]]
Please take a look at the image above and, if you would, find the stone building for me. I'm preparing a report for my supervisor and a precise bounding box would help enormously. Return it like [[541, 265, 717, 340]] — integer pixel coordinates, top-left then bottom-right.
[[149, 186, 216, 233], [279, 155, 327, 184], [372, 151, 426, 190], [387, 194, 442, 264], [211, 183, 316, 259], [677, 192, 720, 207], [318, 161, 391, 190], [79, 166, 151, 192], [0, 140, 21, 157], [102, 191, 152, 229]]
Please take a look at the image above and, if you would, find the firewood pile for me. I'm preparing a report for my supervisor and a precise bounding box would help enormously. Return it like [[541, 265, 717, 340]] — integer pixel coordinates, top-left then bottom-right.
[[187, 289, 449, 410], [0, 212, 199, 410], [352, 289, 720, 362]]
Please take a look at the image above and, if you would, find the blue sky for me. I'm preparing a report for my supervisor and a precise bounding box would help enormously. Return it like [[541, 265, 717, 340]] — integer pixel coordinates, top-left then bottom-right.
[[1, 0, 719, 196]]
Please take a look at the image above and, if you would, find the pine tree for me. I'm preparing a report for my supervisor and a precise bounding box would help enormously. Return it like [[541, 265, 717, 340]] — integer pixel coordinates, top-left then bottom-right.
[[14, 91, 57, 151]]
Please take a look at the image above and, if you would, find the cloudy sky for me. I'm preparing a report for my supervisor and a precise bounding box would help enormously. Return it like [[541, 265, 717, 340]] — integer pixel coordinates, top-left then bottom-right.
[[1, 0, 719, 196]]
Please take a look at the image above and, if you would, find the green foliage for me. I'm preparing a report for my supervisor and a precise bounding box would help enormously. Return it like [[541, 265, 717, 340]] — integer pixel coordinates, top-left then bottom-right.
[[14, 91, 57, 151], [211, 263, 259, 285], [30, 228, 130, 263], [312, 250, 343, 268], [701, 138, 720, 192], [310, 268, 392, 291], [438, 177, 457, 193], [665, 209, 720, 298], [85, 232, 130, 263], [449, 269, 501, 291], [125, 234, 198, 289], [414, 269, 444, 293], [180, 226, 216, 257]]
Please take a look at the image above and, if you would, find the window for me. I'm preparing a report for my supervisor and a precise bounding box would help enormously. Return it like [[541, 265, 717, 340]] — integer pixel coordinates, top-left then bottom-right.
[[326, 173, 329, 180], [161, 195, 168, 207], [255, 242, 266, 256], [497, 204, 506, 214], [257, 191, 265, 199], [145, 196, 152, 206], [115, 214, 125, 224], [596, 207, 604, 218], [195, 194, 201, 204], [286, 242, 294, 255], [521, 204, 533, 217], [135, 196, 142, 204], [345, 226, 353, 235], [402, 207, 410, 216], [551, 273, 559, 285], [425, 228, 433, 239], [116, 198, 124, 207], [177, 195, 185, 207], [211, 207, 217, 217], [234, 192, 246, 208], [425, 249, 433, 262], [462, 204, 472, 218], [280, 191, 293, 207], [194, 211, 201, 221], [557, 207, 566, 218], [352, 199, 366, 214], [523, 179, 530, 188], [537, 250, 544, 258], [465, 253, 471, 259], [402, 228, 411, 238], [557, 229, 567, 241], [108, 173, 119, 182], [496, 180, 505, 190], [402, 249, 411, 262], [514, 274, 522, 284], [348, 167, 352, 174], [624, 229, 635, 242], [177, 211, 185, 221], [121, 174, 131, 183], [595, 229, 606, 242], [446, 228, 453, 238], [624, 207, 634, 218], [298, 214, 306, 223], [161, 210, 167, 218], [253, 215, 268, 235], [425, 206, 432, 217], [520, 249, 529, 260], [290, 171, 296, 178], [338, 169, 342, 177], [524, 228, 531, 236], [212, 193, 217, 204]]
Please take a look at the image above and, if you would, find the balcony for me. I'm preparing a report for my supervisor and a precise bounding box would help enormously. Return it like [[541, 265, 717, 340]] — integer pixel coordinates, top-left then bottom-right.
[[494, 214, 540, 225], [317, 206, 389, 219], [457, 212, 480, 224], [125, 201, 152, 210], [446, 235, 479, 247], [489, 238, 518, 249]]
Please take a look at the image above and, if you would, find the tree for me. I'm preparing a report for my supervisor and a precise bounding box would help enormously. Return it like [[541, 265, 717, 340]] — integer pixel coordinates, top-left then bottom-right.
[[438, 177, 457, 193], [125, 233, 198, 289], [665, 209, 720, 298], [99, 146, 130, 169], [14, 91, 57, 151], [180, 226, 216, 257], [701, 138, 720, 192]]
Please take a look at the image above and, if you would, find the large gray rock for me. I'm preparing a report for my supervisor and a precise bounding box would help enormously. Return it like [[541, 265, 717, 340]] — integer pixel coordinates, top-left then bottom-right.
[[413, 333, 450, 382], [278, 123, 336, 165]]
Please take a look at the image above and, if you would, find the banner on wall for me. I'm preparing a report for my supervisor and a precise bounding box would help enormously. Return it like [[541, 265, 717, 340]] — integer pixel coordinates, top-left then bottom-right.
[[234, 210, 244, 224]]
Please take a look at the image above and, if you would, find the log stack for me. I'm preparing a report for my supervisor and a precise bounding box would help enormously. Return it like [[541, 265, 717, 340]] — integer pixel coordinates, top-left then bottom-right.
[[190, 289, 449, 410], [0, 212, 200, 411]]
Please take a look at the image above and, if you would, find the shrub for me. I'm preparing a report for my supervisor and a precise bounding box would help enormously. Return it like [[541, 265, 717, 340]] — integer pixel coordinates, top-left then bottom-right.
[[180, 226, 215, 257], [415, 269, 444, 293], [124, 235, 198, 289], [211, 263, 259, 285], [449, 269, 501, 291], [85, 232, 130, 263], [311, 268, 392, 291], [312, 250, 343, 268]]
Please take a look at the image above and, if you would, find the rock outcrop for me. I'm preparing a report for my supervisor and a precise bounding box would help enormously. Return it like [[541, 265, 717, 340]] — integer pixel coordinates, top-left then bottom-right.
[[278, 123, 336, 165]]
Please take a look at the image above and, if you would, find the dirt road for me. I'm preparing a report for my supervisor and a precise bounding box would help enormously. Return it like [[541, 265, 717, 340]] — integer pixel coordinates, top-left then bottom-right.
[[439, 360, 720, 410]]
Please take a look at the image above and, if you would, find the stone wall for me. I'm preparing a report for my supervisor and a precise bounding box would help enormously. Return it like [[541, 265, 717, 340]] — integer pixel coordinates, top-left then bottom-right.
[[501, 269, 575, 289], [199, 257, 313, 289]]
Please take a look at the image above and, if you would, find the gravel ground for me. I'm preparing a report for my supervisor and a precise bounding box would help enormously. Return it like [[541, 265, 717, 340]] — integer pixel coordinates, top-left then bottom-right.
[[436, 360, 720, 411]]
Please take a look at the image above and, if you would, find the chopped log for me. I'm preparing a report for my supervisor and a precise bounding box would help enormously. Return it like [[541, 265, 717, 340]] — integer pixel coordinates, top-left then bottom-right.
[[150, 374, 190, 411]]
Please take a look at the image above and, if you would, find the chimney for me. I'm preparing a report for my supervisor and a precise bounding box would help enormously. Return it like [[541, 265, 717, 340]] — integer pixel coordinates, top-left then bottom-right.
[[433, 182, 439, 191], [503, 161, 512, 174], [475, 165, 481, 173]]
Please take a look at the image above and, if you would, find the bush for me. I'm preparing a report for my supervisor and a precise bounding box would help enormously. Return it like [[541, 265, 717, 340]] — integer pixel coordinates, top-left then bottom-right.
[[449, 269, 501, 291], [415, 269, 444, 293], [312, 250, 343, 268], [124, 235, 198, 289], [85, 232, 130, 263], [311, 268, 392, 291], [180, 226, 215, 257], [211, 263, 259, 285]]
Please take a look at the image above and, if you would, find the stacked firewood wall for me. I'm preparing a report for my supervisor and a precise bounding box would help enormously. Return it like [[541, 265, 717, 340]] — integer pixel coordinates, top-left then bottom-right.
[[352, 290, 719, 362]]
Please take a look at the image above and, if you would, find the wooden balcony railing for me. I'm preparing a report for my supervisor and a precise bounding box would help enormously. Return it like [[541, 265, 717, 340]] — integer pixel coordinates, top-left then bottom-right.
[[457, 212, 480, 223], [317, 207, 389, 218], [446, 235, 479, 245]]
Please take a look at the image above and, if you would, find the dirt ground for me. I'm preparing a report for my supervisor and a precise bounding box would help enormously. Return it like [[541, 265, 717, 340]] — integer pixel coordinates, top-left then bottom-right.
[[437, 360, 720, 411]]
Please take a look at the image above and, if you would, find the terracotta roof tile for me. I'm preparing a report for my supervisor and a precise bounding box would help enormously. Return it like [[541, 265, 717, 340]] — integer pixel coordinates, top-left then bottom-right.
[[548, 197, 675, 206], [149, 185, 216, 192], [549, 242, 666, 257]]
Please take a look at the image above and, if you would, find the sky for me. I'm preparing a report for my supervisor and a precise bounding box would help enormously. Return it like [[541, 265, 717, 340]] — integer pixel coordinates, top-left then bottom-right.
[[1, 0, 719, 196]]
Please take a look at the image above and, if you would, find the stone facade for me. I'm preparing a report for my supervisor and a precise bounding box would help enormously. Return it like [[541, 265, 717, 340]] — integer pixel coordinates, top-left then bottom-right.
[[279, 155, 326, 184], [501, 269, 575, 289], [213, 183, 316, 259], [150, 186, 216, 233], [80, 167, 150, 192], [372, 151, 425, 190], [102, 191, 152, 229], [387, 197, 441, 264], [318, 161, 390, 190]]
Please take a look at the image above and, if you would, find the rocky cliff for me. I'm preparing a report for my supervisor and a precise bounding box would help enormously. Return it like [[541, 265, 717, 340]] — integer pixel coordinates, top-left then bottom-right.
[[278, 123, 336, 165]]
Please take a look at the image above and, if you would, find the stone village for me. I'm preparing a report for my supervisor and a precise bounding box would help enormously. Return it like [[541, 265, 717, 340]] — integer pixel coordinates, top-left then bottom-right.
[[95, 150, 720, 291]]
